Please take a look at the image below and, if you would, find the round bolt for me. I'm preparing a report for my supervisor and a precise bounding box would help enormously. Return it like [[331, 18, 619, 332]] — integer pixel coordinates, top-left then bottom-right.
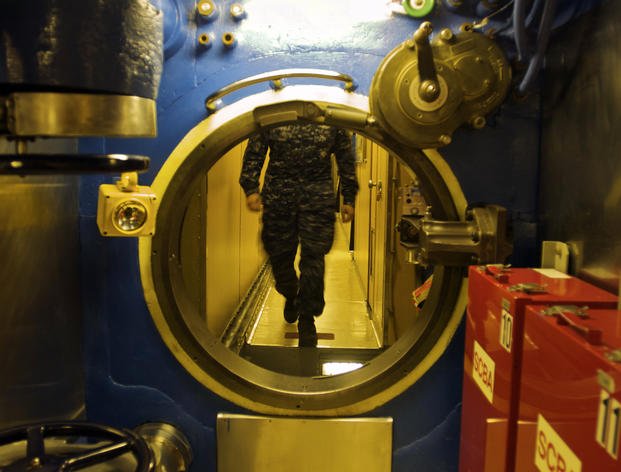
[[440, 28, 454, 42], [439, 134, 452, 145], [471, 116, 486, 129], [418, 78, 441, 103], [270, 79, 284, 90], [198, 33, 212, 48], [222, 32, 237, 48], [230, 3, 246, 20], [197, 0, 216, 18], [423, 81, 438, 95]]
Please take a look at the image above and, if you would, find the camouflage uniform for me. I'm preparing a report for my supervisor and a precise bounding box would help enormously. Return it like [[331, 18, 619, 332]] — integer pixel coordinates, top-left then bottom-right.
[[239, 123, 358, 321]]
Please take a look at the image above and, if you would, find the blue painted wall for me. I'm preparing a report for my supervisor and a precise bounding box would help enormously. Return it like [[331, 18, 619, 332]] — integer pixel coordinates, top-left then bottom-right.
[[77, 1, 602, 470]]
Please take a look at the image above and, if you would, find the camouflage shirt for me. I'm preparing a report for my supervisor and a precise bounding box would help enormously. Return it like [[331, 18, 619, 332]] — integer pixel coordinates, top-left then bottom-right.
[[239, 123, 359, 207]]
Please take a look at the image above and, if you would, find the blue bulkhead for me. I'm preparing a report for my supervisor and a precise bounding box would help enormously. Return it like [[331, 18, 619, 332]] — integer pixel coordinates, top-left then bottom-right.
[[74, 1, 603, 470]]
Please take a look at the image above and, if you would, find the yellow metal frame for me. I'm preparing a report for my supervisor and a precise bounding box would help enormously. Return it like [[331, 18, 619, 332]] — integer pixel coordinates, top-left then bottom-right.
[[139, 85, 468, 416]]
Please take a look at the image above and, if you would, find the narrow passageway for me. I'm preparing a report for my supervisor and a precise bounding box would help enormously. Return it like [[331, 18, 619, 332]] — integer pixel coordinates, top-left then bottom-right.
[[246, 220, 381, 349]]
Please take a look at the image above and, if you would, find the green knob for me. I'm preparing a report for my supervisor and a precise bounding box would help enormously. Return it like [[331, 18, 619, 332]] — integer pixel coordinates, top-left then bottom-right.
[[402, 0, 435, 18]]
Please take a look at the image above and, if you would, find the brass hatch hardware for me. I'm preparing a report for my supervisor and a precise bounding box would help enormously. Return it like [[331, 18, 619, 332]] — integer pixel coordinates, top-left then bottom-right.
[[398, 204, 512, 266], [370, 21, 511, 149], [205, 69, 358, 114]]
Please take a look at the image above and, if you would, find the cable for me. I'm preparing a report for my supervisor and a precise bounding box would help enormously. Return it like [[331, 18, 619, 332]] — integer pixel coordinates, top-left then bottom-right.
[[526, 0, 544, 26], [472, 0, 514, 30], [513, 0, 528, 61], [518, 0, 559, 94]]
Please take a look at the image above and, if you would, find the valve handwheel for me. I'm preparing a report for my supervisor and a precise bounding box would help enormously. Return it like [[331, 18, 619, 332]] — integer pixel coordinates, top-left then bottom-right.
[[0, 422, 154, 472]]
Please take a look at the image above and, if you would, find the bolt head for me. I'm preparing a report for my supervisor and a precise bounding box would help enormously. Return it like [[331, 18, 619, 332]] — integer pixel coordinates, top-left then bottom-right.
[[440, 28, 454, 41], [439, 134, 452, 145], [471, 116, 486, 129], [230, 3, 245, 19], [197, 0, 215, 17]]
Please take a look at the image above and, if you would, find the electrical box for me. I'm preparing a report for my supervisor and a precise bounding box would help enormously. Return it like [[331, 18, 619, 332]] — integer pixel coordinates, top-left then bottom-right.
[[96, 182, 158, 237]]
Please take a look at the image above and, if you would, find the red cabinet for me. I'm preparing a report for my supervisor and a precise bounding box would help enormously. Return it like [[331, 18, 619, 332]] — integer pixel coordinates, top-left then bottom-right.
[[514, 306, 621, 471], [459, 266, 618, 472]]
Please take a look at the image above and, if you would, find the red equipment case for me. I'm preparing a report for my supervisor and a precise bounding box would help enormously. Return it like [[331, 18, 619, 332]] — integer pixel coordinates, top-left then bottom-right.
[[459, 266, 618, 472], [514, 306, 621, 471]]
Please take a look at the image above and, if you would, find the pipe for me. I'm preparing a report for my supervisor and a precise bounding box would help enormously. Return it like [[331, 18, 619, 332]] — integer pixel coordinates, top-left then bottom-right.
[[518, 0, 559, 95], [135, 423, 193, 472], [525, 0, 544, 26], [513, 0, 528, 61]]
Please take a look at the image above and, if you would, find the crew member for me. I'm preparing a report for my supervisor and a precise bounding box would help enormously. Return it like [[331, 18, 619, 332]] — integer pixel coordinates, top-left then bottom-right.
[[239, 123, 358, 347]]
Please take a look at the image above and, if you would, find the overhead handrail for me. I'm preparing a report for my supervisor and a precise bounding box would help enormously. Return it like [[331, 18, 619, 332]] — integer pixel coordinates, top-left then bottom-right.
[[204, 68, 358, 114]]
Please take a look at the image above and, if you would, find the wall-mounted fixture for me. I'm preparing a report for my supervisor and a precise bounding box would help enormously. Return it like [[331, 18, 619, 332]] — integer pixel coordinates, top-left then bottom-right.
[[97, 172, 158, 237]]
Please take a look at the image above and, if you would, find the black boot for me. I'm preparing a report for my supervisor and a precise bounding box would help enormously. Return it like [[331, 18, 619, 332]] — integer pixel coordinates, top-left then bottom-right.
[[297, 316, 317, 347], [283, 297, 299, 324]]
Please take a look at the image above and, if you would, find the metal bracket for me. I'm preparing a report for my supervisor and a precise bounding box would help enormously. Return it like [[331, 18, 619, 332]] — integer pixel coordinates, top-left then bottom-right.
[[539, 305, 603, 345], [413, 22, 441, 103], [251, 100, 376, 136], [397, 204, 512, 266], [541, 241, 570, 273], [509, 283, 547, 294], [540, 305, 589, 318], [605, 350, 621, 363]]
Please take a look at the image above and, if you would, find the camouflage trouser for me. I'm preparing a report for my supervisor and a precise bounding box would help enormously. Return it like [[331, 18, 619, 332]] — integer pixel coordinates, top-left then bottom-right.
[[261, 198, 335, 320]]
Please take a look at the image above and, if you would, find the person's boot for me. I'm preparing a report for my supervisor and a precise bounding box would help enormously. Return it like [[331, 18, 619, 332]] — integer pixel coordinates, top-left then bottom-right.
[[283, 297, 299, 324], [297, 316, 317, 347]]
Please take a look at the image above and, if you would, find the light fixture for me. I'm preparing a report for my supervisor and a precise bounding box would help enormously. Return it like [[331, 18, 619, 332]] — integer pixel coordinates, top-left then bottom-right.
[[113, 200, 149, 232], [97, 172, 158, 237]]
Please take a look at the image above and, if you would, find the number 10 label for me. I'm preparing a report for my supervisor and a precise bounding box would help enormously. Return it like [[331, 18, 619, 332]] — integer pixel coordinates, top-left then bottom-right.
[[499, 308, 513, 353]]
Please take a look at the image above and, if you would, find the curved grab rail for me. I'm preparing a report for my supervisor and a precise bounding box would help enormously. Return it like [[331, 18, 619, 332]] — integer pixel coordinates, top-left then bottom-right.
[[204, 68, 358, 113]]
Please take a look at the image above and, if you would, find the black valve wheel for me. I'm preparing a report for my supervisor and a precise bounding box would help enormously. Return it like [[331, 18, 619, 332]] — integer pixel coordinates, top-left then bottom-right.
[[0, 422, 154, 472]]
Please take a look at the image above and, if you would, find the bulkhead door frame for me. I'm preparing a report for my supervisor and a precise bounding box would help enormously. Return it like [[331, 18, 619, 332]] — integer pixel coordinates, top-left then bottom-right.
[[139, 84, 468, 415]]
